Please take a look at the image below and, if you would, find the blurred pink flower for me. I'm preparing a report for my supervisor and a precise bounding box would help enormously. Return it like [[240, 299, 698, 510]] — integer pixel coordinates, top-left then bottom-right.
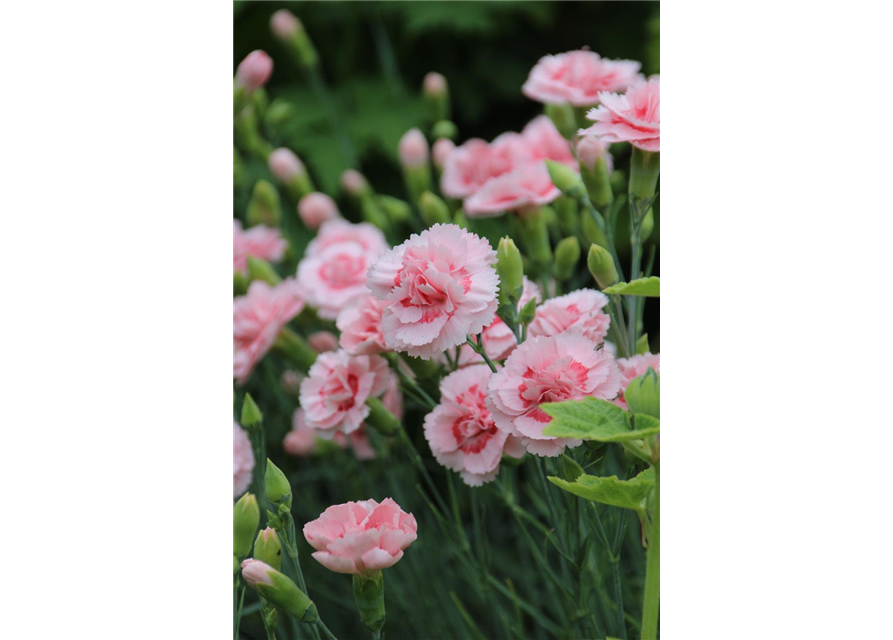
[[306, 219, 388, 259], [303, 498, 418, 575], [268, 148, 305, 183], [336, 294, 389, 356], [285, 409, 318, 457], [298, 193, 340, 229], [366, 224, 499, 360], [340, 169, 369, 197], [423, 72, 447, 96], [582, 77, 660, 152], [270, 9, 300, 40], [487, 333, 621, 457], [424, 365, 519, 486], [234, 422, 255, 499], [440, 139, 514, 200], [615, 352, 660, 410], [233, 280, 304, 384], [299, 350, 390, 437], [576, 134, 614, 173], [432, 138, 456, 170], [398, 128, 429, 168], [528, 289, 611, 344], [233, 220, 288, 273], [235, 50, 273, 92], [308, 331, 339, 353], [523, 50, 641, 107], [464, 163, 561, 217], [514, 115, 577, 167]]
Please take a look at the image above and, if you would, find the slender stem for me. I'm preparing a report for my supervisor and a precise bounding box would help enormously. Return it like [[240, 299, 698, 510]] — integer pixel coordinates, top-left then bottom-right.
[[610, 558, 627, 640], [316, 619, 338, 640], [466, 334, 497, 373], [641, 463, 660, 639]]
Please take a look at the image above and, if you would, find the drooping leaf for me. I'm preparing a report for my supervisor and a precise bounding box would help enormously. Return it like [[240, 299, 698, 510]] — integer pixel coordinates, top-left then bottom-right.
[[541, 398, 659, 442], [603, 276, 660, 297], [548, 468, 655, 514]]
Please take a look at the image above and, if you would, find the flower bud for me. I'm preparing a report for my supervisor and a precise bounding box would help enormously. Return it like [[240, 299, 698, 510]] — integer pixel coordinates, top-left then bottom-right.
[[353, 571, 386, 634], [581, 210, 609, 250], [496, 237, 524, 307], [270, 9, 300, 40], [247, 180, 282, 227], [281, 370, 304, 397], [234, 493, 260, 560], [340, 170, 371, 199], [431, 120, 458, 140], [307, 331, 338, 353], [515, 208, 552, 268], [628, 147, 660, 217], [269, 149, 314, 200], [241, 393, 263, 430], [376, 195, 412, 224], [265, 460, 292, 508], [519, 297, 537, 325], [241, 559, 318, 623], [545, 102, 577, 140], [578, 136, 614, 212], [247, 257, 282, 286], [253, 527, 283, 571], [264, 99, 296, 128], [398, 128, 429, 168], [553, 195, 578, 237], [423, 72, 450, 123], [545, 159, 585, 199], [298, 193, 339, 229], [554, 236, 581, 282], [624, 369, 660, 418], [419, 191, 451, 227], [235, 50, 273, 92], [587, 244, 619, 289], [641, 208, 655, 242], [269, 10, 317, 70], [432, 138, 455, 170]]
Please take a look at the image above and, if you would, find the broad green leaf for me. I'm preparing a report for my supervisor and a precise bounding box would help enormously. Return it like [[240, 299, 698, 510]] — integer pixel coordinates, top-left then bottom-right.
[[633, 414, 660, 433], [635, 333, 650, 355], [603, 276, 660, 297], [541, 398, 659, 442], [548, 468, 655, 514]]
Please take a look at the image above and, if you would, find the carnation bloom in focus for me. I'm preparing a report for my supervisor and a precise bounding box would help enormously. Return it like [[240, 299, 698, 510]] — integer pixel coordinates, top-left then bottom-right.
[[235, 50, 274, 92], [527, 289, 611, 344], [615, 352, 661, 410], [582, 77, 660, 152], [487, 333, 621, 457], [233, 280, 304, 384], [366, 224, 499, 360], [233, 220, 288, 273], [297, 220, 388, 320], [298, 193, 340, 229], [234, 422, 255, 498], [424, 365, 523, 486], [522, 50, 641, 107], [303, 498, 418, 575], [336, 293, 389, 356], [299, 349, 390, 437]]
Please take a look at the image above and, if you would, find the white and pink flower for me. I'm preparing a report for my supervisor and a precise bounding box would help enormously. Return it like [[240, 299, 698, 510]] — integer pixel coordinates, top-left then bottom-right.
[[233, 220, 288, 274], [522, 50, 642, 107], [527, 289, 611, 344], [464, 163, 561, 217], [336, 294, 389, 356], [582, 77, 660, 152]]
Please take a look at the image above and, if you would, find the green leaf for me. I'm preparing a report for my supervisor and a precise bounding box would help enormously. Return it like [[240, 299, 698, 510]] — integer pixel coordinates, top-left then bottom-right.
[[541, 398, 659, 442], [547, 468, 655, 514], [633, 413, 660, 433], [603, 276, 660, 297], [635, 333, 650, 355]]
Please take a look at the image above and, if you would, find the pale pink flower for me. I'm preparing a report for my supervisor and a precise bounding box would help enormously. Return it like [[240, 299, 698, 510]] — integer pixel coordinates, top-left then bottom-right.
[[423, 72, 447, 96], [515, 115, 576, 167], [299, 350, 390, 437], [297, 220, 388, 320], [233, 280, 305, 384], [424, 365, 514, 486], [464, 163, 561, 217], [366, 224, 499, 360], [241, 559, 276, 587], [336, 294, 389, 355], [303, 498, 418, 575], [270, 9, 300, 40], [268, 148, 305, 183], [487, 333, 621, 457], [615, 352, 660, 410], [340, 170, 369, 197], [582, 78, 660, 152], [234, 422, 255, 499], [342, 428, 376, 461], [523, 50, 642, 107], [235, 50, 273, 92], [432, 138, 456, 170], [398, 128, 429, 168], [285, 409, 318, 457], [298, 193, 339, 229], [308, 331, 339, 353], [576, 134, 614, 173], [528, 289, 611, 343], [234, 220, 288, 273], [440, 139, 514, 200]]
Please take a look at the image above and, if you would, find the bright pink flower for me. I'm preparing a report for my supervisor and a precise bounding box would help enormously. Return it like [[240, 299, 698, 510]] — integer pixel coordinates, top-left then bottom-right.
[[528, 289, 611, 343], [241, 559, 276, 587], [303, 498, 418, 575], [576, 134, 614, 173], [268, 148, 305, 183], [615, 352, 660, 410], [299, 350, 390, 437], [367, 224, 499, 360], [440, 139, 514, 200], [523, 50, 641, 107], [297, 220, 388, 320], [233, 220, 288, 273], [424, 365, 515, 486], [235, 50, 273, 92], [432, 138, 456, 170], [336, 294, 389, 356], [487, 333, 621, 457], [464, 163, 561, 217], [285, 409, 318, 457], [398, 128, 429, 168], [234, 422, 255, 499], [233, 280, 305, 384], [308, 331, 339, 353], [298, 192, 340, 229], [270, 9, 300, 40], [582, 77, 660, 152]]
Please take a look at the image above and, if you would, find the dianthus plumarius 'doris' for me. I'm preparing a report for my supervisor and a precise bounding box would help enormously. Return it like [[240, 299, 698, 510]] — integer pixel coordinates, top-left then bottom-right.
[[241, 559, 319, 623]]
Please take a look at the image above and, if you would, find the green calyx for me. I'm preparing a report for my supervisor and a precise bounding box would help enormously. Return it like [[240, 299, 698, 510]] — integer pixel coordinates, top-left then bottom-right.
[[353, 571, 386, 633]]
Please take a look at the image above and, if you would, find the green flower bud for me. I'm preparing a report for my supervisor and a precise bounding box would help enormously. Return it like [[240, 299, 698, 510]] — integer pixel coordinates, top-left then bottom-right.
[[554, 236, 581, 282], [423, 72, 451, 124], [581, 210, 609, 249], [496, 237, 524, 307], [625, 368, 659, 418], [365, 397, 399, 437], [545, 102, 577, 140], [242, 559, 318, 623], [234, 270, 249, 296], [419, 191, 451, 227], [545, 159, 585, 199], [553, 195, 578, 237], [431, 120, 458, 140], [353, 571, 386, 634], [519, 297, 537, 325], [273, 328, 317, 371], [582, 155, 614, 213], [377, 195, 412, 224], [253, 527, 283, 571], [641, 208, 655, 242], [360, 196, 391, 232], [587, 244, 619, 289], [246, 257, 282, 286], [628, 147, 660, 217], [264, 99, 296, 129], [234, 493, 260, 560], [241, 393, 263, 430], [247, 180, 282, 227], [264, 460, 292, 509], [515, 208, 552, 269]]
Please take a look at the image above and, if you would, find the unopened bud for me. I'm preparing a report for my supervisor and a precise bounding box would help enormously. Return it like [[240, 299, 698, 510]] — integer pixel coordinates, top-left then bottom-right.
[[241, 393, 263, 429], [431, 120, 458, 140], [545, 160, 585, 199], [624, 369, 659, 418], [270, 10, 317, 70], [268, 148, 304, 182], [432, 138, 456, 170], [519, 297, 537, 325], [419, 191, 451, 227], [234, 493, 260, 560], [264, 460, 292, 509], [270, 9, 300, 40], [578, 136, 614, 211], [253, 528, 283, 571], [307, 331, 338, 353], [423, 72, 450, 123], [298, 193, 340, 230], [545, 102, 577, 140], [241, 559, 318, 623], [235, 50, 274, 92], [398, 128, 429, 168], [628, 147, 660, 215], [554, 237, 581, 282], [581, 210, 609, 249], [247, 257, 282, 286], [553, 195, 579, 237], [496, 237, 524, 307], [264, 100, 296, 128], [247, 180, 282, 227], [641, 208, 655, 242], [340, 170, 371, 199], [587, 244, 619, 289], [376, 195, 411, 224]]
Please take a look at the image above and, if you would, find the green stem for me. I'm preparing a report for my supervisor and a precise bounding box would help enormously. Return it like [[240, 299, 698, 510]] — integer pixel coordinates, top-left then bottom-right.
[[466, 334, 497, 373], [611, 558, 627, 640], [641, 463, 660, 639]]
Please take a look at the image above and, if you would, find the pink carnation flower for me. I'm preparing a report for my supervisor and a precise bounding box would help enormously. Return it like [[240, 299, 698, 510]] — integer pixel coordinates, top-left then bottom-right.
[[528, 289, 611, 344], [576, 134, 614, 173], [285, 409, 318, 457], [308, 331, 339, 353], [303, 498, 418, 575], [432, 138, 456, 170], [233, 220, 288, 273], [297, 220, 389, 320], [440, 139, 514, 200], [514, 115, 577, 167], [366, 224, 499, 360], [487, 333, 621, 457], [336, 294, 389, 356], [234, 422, 255, 499], [299, 350, 390, 437], [424, 365, 522, 486], [522, 50, 642, 107], [615, 352, 661, 410], [582, 77, 660, 152], [464, 163, 561, 217], [233, 280, 305, 385]]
